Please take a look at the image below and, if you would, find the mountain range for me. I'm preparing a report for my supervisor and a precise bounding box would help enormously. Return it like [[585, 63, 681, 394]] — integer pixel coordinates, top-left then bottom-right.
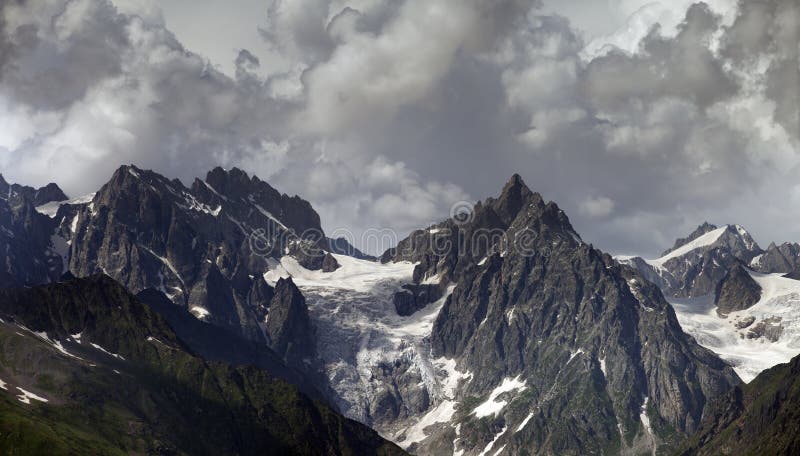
[[1, 165, 799, 455]]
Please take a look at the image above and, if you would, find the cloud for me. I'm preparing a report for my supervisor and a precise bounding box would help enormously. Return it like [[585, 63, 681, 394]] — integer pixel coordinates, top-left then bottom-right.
[[0, 0, 798, 257], [578, 195, 615, 218], [297, 0, 535, 134]]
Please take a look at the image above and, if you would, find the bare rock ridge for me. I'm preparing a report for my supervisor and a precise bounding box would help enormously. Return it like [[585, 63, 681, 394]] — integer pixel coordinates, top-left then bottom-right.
[[755, 241, 800, 274], [265, 277, 315, 360]]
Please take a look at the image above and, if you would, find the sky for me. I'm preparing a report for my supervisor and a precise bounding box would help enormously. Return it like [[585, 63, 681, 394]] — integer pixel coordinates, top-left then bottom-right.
[[0, 0, 797, 256]]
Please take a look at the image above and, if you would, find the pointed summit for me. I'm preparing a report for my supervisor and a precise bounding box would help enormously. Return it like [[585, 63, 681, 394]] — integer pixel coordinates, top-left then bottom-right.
[[492, 173, 542, 225], [662, 222, 719, 256], [503, 173, 525, 189], [32, 182, 68, 206]]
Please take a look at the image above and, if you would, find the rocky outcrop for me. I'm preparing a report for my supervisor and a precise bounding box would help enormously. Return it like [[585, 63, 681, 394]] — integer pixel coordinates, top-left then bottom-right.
[[287, 240, 339, 271], [745, 317, 783, 342], [322, 253, 340, 272], [266, 278, 315, 360], [385, 175, 740, 455], [785, 270, 800, 280], [393, 284, 444, 316], [368, 359, 432, 424], [714, 263, 761, 316]]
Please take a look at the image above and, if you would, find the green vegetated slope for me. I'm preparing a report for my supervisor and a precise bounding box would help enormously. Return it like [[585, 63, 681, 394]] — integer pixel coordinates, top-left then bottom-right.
[[679, 353, 800, 455], [0, 274, 404, 456]]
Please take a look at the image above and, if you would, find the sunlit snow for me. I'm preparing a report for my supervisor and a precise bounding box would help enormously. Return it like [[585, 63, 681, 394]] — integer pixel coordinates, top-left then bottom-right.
[[264, 254, 471, 446], [16, 387, 48, 404], [648, 226, 728, 267], [34, 192, 96, 218], [473, 376, 527, 418], [671, 271, 800, 382]]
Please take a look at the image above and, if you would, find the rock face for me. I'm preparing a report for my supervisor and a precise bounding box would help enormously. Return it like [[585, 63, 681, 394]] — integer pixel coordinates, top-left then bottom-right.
[[266, 278, 315, 360], [384, 175, 740, 455], [62, 165, 325, 344], [393, 284, 444, 316], [753, 241, 800, 274], [135, 286, 323, 400], [0, 176, 67, 288], [618, 223, 763, 298], [0, 174, 68, 207], [288, 240, 339, 272], [714, 263, 761, 316], [321, 253, 340, 272], [679, 352, 800, 455]]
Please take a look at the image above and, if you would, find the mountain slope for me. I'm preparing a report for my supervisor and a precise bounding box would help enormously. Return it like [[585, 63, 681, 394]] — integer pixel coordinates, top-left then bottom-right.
[[0, 274, 404, 455], [622, 224, 800, 382], [679, 353, 800, 455], [52, 165, 336, 372], [671, 270, 800, 382], [617, 223, 762, 298], [379, 175, 739, 455]]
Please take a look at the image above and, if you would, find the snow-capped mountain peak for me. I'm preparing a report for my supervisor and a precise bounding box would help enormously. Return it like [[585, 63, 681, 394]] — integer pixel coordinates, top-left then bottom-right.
[[618, 223, 763, 299], [649, 225, 730, 267]]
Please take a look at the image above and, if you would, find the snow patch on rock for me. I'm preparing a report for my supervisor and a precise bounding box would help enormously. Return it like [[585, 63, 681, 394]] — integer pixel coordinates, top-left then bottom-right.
[[16, 387, 48, 404], [473, 376, 527, 418]]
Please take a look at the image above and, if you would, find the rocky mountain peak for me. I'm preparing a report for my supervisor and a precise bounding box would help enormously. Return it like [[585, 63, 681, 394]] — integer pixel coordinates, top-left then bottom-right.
[[0, 174, 68, 207], [662, 221, 718, 256], [63, 165, 329, 347], [619, 223, 763, 298], [489, 173, 544, 225], [199, 166, 322, 236], [753, 241, 800, 274], [205, 166, 257, 193], [32, 183, 69, 206], [382, 177, 738, 454]]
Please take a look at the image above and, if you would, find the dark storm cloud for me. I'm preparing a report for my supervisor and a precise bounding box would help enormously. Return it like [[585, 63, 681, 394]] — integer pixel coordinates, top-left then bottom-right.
[[0, 0, 797, 255], [584, 4, 739, 110]]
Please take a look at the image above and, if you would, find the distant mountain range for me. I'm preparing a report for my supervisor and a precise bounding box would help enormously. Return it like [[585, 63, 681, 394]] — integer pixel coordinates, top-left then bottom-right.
[[1, 165, 799, 455], [618, 222, 800, 383]]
